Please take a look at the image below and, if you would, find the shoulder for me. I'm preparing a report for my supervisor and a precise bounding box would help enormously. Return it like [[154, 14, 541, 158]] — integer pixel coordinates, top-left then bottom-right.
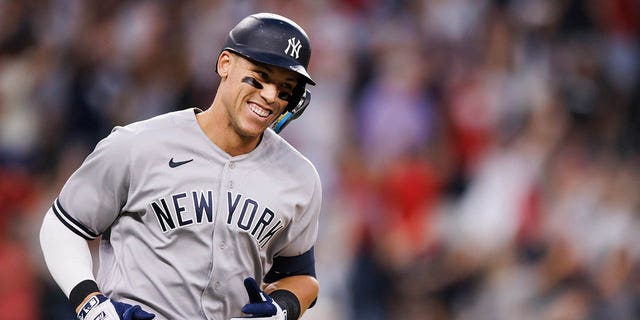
[[263, 130, 315, 167], [262, 130, 321, 186], [119, 108, 198, 135], [105, 108, 199, 144]]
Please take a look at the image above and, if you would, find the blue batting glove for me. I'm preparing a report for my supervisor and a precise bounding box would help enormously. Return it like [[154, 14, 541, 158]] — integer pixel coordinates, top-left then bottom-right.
[[230, 277, 286, 320], [77, 294, 155, 320]]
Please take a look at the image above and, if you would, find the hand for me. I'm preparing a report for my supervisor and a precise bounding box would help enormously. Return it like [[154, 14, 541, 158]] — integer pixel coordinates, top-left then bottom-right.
[[230, 277, 286, 320], [77, 294, 155, 320]]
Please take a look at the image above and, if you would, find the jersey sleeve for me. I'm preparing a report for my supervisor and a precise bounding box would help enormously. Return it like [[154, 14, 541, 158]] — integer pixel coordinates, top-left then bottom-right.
[[53, 126, 134, 239], [275, 167, 322, 258]]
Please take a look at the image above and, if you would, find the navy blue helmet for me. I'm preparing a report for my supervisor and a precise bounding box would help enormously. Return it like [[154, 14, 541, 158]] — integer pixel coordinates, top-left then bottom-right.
[[219, 13, 315, 133]]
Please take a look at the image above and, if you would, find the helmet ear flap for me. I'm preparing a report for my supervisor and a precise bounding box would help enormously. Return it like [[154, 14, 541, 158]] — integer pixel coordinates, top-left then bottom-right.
[[286, 83, 307, 113], [272, 86, 311, 134]]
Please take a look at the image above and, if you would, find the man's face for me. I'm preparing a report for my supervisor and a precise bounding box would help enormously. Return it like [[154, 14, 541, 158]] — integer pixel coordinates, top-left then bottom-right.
[[219, 52, 298, 139]]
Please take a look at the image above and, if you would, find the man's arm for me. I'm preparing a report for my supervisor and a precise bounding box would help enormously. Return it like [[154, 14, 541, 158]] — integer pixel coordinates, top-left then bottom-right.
[[40, 209, 155, 319], [263, 275, 319, 317], [231, 275, 318, 320], [39, 209, 106, 313], [39, 208, 96, 299]]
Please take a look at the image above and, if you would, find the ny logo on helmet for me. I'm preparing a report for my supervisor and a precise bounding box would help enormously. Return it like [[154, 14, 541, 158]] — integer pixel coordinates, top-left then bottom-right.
[[285, 37, 302, 59]]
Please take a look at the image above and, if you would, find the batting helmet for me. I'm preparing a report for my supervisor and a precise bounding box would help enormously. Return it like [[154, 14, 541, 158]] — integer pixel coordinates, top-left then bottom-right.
[[220, 12, 315, 86], [218, 13, 315, 133]]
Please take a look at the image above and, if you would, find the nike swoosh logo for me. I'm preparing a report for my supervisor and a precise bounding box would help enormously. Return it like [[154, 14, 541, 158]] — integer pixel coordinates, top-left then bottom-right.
[[169, 158, 193, 168]]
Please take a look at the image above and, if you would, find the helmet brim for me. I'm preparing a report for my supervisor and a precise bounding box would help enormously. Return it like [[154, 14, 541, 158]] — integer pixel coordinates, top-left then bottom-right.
[[226, 47, 315, 86]]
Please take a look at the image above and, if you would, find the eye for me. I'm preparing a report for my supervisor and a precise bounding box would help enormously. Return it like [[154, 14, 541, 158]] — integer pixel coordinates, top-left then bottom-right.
[[278, 83, 296, 101], [278, 92, 292, 101], [255, 70, 269, 81]]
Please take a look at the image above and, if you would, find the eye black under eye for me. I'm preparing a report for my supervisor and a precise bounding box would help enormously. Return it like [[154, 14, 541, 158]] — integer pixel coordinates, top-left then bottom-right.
[[242, 77, 263, 89], [243, 76, 292, 101]]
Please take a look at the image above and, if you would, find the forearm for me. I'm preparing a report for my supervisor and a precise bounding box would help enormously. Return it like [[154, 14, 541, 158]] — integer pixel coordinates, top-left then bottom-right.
[[39, 209, 96, 299], [263, 275, 319, 318]]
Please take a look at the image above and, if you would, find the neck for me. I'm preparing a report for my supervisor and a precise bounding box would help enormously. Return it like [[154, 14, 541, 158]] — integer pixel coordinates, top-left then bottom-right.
[[196, 103, 261, 157]]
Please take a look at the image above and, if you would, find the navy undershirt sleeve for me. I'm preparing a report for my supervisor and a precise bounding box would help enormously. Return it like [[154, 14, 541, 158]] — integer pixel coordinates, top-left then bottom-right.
[[264, 247, 316, 283]]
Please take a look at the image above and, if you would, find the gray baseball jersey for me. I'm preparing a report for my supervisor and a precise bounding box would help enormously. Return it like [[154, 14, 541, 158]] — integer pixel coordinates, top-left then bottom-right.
[[52, 108, 322, 319]]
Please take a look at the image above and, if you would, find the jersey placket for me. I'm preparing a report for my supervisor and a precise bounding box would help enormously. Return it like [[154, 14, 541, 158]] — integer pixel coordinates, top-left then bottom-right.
[[202, 159, 238, 319]]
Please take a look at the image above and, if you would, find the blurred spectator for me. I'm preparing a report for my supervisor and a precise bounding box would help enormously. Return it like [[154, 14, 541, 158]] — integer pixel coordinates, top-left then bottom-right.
[[0, 168, 39, 319]]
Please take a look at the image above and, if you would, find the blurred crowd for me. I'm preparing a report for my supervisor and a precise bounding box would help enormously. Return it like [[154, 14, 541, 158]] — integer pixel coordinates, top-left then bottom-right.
[[1, 0, 639, 319]]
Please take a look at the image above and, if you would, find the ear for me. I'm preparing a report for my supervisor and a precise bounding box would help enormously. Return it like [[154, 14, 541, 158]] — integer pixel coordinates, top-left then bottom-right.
[[217, 51, 232, 78]]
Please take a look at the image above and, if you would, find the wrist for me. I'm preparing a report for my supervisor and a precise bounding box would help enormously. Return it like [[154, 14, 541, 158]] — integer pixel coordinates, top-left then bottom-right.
[[70, 279, 101, 312], [270, 290, 300, 320]]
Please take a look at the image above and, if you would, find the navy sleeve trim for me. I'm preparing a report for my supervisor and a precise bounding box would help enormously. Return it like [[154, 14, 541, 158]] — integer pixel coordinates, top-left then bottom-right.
[[52, 198, 99, 240], [264, 247, 316, 283]]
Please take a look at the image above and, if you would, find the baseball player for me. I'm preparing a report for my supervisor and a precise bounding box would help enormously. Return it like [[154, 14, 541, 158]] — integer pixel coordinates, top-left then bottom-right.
[[39, 13, 320, 320]]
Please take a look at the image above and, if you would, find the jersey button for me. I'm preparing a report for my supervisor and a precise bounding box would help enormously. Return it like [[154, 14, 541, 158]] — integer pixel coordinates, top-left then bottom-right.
[[219, 241, 226, 249], [229, 181, 234, 189], [229, 162, 236, 169], [214, 281, 221, 290]]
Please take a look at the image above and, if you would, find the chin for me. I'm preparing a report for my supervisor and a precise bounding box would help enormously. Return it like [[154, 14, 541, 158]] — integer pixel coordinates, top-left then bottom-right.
[[238, 123, 267, 138], [240, 113, 273, 135]]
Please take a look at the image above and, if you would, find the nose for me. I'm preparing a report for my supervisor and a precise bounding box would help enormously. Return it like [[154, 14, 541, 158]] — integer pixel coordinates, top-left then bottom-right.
[[259, 83, 278, 104]]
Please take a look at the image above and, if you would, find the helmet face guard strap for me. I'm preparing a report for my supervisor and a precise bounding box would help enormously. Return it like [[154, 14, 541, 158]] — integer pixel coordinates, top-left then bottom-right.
[[272, 88, 310, 134], [219, 13, 315, 133]]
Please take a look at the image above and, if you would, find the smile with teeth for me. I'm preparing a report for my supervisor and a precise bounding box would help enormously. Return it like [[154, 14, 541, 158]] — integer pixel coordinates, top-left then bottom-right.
[[249, 103, 271, 118]]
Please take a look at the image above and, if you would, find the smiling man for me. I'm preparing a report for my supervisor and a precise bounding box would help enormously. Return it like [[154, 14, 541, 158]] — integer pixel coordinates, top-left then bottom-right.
[[202, 52, 302, 155], [40, 13, 320, 320]]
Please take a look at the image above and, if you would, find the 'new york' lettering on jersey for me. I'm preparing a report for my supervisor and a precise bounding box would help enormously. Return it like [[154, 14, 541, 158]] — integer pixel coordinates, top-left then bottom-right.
[[150, 190, 284, 248], [151, 190, 215, 232], [54, 108, 322, 320]]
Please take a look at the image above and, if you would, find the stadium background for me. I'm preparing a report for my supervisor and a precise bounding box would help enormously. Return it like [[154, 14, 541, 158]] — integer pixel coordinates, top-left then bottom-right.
[[0, 0, 638, 319]]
